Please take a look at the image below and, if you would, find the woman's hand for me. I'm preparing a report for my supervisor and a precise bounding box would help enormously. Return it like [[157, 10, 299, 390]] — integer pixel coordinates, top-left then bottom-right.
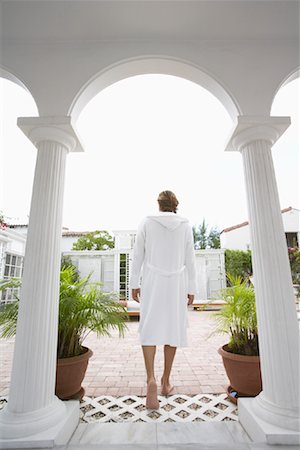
[[187, 294, 194, 306], [132, 288, 141, 302]]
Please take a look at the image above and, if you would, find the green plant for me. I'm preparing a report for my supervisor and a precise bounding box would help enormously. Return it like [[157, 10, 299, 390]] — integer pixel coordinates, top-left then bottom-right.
[[0, 278, 21, 337], [0, 267, 129, 358], [208, 273, 259, 356], [72, 230, 115, 251], [58, 266, 128, 357], [61, 255, 80, 281], [224, 249, 252, 282], [288, 247, 300, 285], [193, 219, 221, 249]]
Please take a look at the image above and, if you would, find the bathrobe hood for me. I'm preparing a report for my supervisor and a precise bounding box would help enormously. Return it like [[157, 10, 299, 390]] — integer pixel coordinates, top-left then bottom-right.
[[146, 212, 188, 231]]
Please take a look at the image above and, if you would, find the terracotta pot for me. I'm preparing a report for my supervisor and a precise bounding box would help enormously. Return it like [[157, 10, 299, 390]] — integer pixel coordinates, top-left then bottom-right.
[[55, 346, 93, 400], [218, 344, 262, 397]]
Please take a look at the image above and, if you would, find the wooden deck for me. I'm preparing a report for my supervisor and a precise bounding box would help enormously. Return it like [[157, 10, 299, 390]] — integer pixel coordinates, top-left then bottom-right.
[[125, 300, 226, 318]]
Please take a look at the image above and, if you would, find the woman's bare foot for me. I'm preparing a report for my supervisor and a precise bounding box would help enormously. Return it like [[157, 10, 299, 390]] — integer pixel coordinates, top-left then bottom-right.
[[146, 379, 159, 409], [161, 377, 174, 396]]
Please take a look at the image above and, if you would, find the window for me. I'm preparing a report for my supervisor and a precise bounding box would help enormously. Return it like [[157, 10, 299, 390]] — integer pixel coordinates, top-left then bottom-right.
[[1, 253, 24, 304], [119, 253, 130, 300], [0, 241, 5, 278]]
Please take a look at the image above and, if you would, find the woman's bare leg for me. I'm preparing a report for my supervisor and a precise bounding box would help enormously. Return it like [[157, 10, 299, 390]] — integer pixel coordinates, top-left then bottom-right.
[[142, 345, 159, 409], [161, 345, 176, 394], [142, 345, 156, 382]]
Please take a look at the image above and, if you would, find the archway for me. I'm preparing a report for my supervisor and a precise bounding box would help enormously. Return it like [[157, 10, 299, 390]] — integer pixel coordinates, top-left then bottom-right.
[[0, 75, 39, 224], [271, 68, 300, 113], [0, 67, 36, 100], [65, 73, 238, 231], [271, 74, 299, 226], [0, 75, 38, 307], [68, 56, 240, 122], [62, 72, 236, 399], [1, 57, 299, 446], [66, 56, 241, 236], [0, 58, 241, 435], [62, 58, 300, 438]]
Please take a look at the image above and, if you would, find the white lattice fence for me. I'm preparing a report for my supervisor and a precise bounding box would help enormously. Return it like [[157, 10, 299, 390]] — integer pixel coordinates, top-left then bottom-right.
[[79, 393, 238, 423], [0, 394, 238, 424]]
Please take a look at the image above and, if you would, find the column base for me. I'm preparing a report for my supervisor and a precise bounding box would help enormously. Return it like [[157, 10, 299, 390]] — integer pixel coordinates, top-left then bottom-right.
[[239, 397, 300, 445], [0, 400, 79, 449]]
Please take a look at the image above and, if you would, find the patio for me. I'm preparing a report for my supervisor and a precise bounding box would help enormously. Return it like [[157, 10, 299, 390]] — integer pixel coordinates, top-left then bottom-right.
[[0, 309, 228, 398], [1, 1, 299, 446]]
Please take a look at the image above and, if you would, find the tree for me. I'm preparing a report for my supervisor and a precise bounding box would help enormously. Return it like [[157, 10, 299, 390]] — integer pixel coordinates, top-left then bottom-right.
[[208, 226, 221, 249], [193, 219, 221, 249], [72, 230, 114, 251], [193, 219, 208, 249]]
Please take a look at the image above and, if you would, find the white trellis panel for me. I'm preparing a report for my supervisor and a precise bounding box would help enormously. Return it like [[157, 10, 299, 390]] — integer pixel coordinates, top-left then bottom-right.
[[195, 250, 226, 300], [101, 254, 115, 293], [76, 255, 102, 284], [63, 249, 226, 302]]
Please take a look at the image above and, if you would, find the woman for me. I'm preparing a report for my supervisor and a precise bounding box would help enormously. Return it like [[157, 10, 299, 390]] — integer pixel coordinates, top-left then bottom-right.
[[130, 190, 197, 409]]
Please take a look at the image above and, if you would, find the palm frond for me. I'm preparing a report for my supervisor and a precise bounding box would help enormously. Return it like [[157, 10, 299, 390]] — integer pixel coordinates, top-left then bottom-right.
[[0, 301, 19, 338], [0, 267, 129, 358], [209, 271, 259, 356]]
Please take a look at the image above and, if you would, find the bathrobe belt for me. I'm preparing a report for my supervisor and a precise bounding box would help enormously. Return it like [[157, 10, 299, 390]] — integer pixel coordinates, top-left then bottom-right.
[[146, 262, 186, 277]]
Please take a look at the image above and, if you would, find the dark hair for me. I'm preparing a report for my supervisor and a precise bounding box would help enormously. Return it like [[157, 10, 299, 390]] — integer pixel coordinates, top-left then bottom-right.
[[157, 190, 179, 213]]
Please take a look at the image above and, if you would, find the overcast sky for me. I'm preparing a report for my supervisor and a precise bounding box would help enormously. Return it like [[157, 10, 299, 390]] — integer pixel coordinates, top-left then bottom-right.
[[0, 75, 299, 233]]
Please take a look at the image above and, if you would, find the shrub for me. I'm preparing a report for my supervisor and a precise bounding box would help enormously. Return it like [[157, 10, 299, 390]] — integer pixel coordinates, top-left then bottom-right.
[[224, 249, 252, 283], [288, 247, 300, 285]]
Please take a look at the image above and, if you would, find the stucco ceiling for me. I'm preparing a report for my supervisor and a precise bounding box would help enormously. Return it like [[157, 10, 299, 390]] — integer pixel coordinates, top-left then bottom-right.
[[1, 0, 299, 42]]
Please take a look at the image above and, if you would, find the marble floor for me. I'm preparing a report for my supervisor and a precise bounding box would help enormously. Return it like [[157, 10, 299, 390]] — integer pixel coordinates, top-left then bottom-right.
[[55, 421, 296, 449], [0, 397, 297, 449]]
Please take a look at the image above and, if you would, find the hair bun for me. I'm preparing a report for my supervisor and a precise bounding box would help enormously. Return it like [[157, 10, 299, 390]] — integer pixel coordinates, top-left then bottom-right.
[[157, 190, 179, 213]]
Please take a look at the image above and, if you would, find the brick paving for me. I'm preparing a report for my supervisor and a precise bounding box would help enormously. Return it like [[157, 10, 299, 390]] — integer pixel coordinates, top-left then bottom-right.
[[0, 309, 229, 398]]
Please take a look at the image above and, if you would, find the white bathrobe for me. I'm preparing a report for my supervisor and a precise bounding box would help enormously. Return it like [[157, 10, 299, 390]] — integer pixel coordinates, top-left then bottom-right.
[[130, 211, 197, 347]]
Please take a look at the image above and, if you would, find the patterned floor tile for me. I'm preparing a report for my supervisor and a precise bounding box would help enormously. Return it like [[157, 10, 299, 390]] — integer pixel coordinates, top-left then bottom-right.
[[78, 393, 238, 424]]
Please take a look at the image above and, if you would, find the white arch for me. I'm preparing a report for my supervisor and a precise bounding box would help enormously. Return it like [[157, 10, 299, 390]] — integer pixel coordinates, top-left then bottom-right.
[[68, 56, 240, 122], [270, 67, 300, 113], [0, 66, 39, 114]]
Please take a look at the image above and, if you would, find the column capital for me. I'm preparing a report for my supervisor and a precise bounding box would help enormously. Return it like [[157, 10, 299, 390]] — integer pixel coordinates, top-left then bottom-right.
[[17, 116, 84, 153], [225, 116, 291, 152]]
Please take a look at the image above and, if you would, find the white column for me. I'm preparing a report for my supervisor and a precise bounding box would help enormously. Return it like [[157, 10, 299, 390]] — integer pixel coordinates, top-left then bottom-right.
[[226, 116, 300, 444], [0, 117, 83, 446]]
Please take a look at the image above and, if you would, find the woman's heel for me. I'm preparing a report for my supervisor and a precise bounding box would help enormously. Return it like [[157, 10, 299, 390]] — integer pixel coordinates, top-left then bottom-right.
[[146, 380, 159, 409]]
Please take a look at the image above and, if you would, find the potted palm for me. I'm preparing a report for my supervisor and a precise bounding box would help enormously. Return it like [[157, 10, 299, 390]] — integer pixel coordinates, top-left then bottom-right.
[[208, 272, 261, 403], [0, 266, 129, 400]]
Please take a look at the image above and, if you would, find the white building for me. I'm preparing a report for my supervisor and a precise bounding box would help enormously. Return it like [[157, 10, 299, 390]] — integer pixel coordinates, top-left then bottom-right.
[[220, 206, 300, 250], [113, 229, 137, 250], [2, 226, 226, 304], [0, 227, 26, 303], [1, 1, 299, 446], [9, 224, 90, 252]]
